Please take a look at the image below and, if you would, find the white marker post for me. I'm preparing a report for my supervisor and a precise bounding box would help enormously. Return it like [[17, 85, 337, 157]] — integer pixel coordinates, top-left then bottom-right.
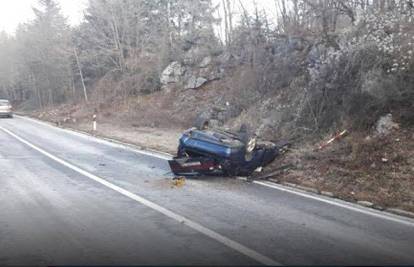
[[92, 114, 97, 132]]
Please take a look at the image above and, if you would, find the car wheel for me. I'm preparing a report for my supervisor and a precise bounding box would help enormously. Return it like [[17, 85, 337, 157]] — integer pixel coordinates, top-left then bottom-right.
[[194, 114, 210, 130], [177, 145, 187, 158], [222, 160, 237, 177]]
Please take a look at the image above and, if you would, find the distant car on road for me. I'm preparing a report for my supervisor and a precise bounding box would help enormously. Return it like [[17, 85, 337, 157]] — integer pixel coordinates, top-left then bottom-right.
[[169, 115, 289, 177], [0, 99, 13, 118]]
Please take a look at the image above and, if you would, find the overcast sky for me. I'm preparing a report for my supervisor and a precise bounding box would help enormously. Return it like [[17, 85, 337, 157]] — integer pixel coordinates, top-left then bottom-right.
[[0, 0, 278, 35], [0, 0, 87, 34]]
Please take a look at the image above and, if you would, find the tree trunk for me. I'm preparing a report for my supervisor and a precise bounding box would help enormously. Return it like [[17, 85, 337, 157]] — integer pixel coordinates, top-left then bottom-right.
[[31, 72, 43, 109], [226, 0, 233, 44], [74, 47, 88, 103], [222, 0, 229, 46]]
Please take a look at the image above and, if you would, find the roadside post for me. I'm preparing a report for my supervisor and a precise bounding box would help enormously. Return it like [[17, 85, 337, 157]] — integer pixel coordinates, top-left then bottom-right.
[[93, 114, 97, 132]]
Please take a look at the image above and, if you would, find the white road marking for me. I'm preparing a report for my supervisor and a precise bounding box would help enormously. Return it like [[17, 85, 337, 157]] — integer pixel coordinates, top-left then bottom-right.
[[254, 180, 414, 227], [0, 126, 280, 266], [15, 115, 172, 160]]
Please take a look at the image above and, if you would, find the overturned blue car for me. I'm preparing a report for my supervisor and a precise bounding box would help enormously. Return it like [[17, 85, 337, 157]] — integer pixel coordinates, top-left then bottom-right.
[[168, 117, 289, 177]]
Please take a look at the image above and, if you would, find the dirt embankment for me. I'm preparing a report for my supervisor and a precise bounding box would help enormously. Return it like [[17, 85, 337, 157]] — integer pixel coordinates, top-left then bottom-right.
[[261, 126, 414, 213], [23, 103, 183, 154]]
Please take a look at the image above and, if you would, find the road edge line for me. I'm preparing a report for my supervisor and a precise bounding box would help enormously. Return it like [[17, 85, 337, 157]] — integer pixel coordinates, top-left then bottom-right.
[[15, 115, 173, 160], [0, 126, 280, 266], [253, 180, 414, 227]]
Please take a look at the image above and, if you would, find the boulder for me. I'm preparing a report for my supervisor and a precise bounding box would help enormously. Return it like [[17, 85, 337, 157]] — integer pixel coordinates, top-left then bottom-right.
[[160, 61, 185, 85], [199, 56, 212, 68], [375, 113, 400, 136], [185, 76, 208, 89], [161, 49, 224, 90]]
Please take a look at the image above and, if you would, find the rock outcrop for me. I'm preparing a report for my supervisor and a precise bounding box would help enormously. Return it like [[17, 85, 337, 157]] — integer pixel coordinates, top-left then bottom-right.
[[375, 113, 400, 136], [185, 76, 208, 90], [160, 53, 223, 90], [160, 61, 185, 85]]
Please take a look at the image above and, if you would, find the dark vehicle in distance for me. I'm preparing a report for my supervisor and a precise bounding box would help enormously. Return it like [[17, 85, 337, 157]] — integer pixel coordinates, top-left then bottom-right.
[[169, 117, 289, 177], [0, 100, 13, 118]]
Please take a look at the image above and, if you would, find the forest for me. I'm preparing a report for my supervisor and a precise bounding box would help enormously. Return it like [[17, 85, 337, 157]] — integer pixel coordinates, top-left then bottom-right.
[[0, 0, 412, 133], [0, 0, 412, 131]]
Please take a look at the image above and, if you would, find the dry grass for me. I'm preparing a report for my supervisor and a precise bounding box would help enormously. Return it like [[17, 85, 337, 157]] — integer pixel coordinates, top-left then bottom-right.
[[265, 127, 414, 212]]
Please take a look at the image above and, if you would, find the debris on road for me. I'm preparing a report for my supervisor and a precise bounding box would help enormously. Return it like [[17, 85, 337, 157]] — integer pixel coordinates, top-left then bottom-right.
[[172, 176, 186, 187], [321, 191, 335, 197], [251, 164, 294, 181], [357, 200, 374, 207]]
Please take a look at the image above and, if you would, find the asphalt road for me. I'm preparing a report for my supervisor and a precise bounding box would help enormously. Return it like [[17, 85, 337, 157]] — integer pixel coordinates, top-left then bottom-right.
[[0, 116, 414, 265]]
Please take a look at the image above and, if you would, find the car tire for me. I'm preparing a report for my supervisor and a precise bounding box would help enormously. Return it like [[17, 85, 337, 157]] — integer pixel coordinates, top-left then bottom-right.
[[177, 144, 187, 158], [222, 160, 238, 177], [194, 114, 210, 130]]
